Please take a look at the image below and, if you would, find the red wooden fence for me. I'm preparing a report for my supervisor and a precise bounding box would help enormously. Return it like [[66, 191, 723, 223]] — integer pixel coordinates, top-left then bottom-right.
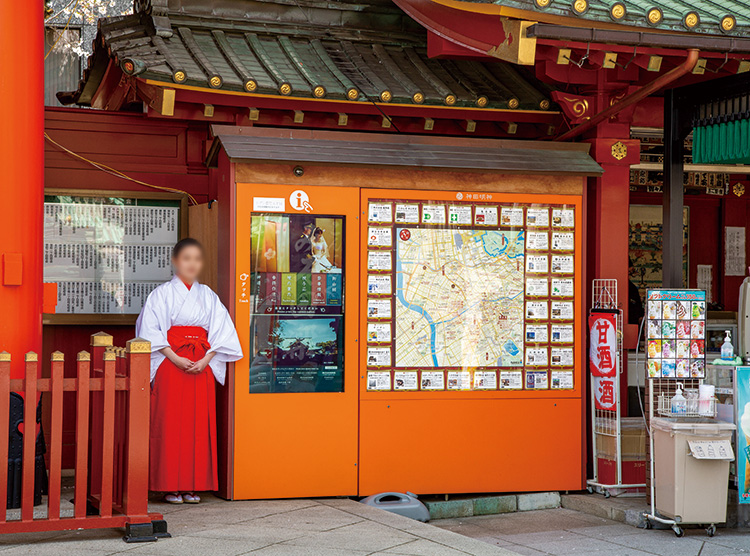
[[0, 334, 167, 542]]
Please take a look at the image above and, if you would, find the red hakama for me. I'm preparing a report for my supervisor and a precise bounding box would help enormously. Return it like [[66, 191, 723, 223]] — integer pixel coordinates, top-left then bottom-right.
[[149, 326, 217, 492]]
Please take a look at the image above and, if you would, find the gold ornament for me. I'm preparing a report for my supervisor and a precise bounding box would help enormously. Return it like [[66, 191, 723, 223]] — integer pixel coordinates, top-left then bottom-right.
[[572, 0, 587, 13], [313, 85, 326, 98], [539, 99, 551, 110], [245, 80, 258, 92], [535, 0, 551, 8], [611, 141, 628, 160], [647, 7, 662, 24], [721, 15, 736, 32], [173, 70, 186, 83], [445, 94, 456, 106], [734, 182, 745, 197], [683, 12, 699, 28], [209, 75, 222, 88], [347, 87, 359, 100], [508, 98, 520, 109], [380, 90, 392, 102], [412, 92, 424, 104], [476, 96, 489, 108], [610, 2, 626, 20], [279, 83, 292, 95]]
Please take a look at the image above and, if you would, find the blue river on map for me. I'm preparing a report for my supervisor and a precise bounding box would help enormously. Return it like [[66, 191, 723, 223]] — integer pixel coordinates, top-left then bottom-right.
[[396, 230, 524, 367]]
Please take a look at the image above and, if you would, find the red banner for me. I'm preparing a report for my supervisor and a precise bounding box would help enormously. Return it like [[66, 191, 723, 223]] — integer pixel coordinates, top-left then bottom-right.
[[593, 376, 617, 411], [589, 312, 617, 378]]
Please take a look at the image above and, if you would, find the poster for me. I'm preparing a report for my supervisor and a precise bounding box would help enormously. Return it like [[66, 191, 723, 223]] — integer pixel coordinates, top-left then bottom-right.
[[449, 205, 472, 225], [526, 371, 548, 389], [367, 372, 391, 391], [526, 278, 548, 297], [594, 376, 616, 410], [474, 206, 498, 226], [500, 371, 523, 389], [589, 311, 617, 377], [500, 207, 524, 227], [725, 226, 746, 277], [394, 204, 419, 223], [367, 299, 392, 319], [368, 202, 393, 223], [420, 371, 445, 390], [645, 289, 706, 378], [422, 205, 446, 224], [526, 232, 549, 251], [393, 371, 418, 391], [368, 227, 392, 247], [526, 208, 549, 227], [551, 371, 574, 389], [526, 255, 548, 273], [737, 366, 750, 504]]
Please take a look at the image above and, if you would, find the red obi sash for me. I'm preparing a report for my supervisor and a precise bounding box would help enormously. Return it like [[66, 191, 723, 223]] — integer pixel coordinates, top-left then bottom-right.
[[167, 326, 210, 360]]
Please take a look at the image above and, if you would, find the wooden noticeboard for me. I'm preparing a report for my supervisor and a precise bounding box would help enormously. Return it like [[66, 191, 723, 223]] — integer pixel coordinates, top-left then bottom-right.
[[43, 189, 188, 325]]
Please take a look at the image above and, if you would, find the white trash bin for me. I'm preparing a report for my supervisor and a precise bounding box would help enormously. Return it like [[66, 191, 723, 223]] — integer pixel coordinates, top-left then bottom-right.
[[652, 417, 735, 530]]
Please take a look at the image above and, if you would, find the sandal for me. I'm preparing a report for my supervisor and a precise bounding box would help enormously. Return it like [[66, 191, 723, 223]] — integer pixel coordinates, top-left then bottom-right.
[[164, 493, 183, 504], [182, 492, 201, 504]]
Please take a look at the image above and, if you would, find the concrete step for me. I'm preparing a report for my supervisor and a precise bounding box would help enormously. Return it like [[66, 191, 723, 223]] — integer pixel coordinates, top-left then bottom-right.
[[423, 492, 560, 520]]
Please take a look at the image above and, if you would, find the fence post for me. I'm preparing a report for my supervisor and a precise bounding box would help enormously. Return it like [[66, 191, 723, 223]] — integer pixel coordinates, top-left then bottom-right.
[[47, 351, 64, 520], [74, 351, 90, 519], [0, 353, 9, 523], [99, 351, 116, 518], [122, 338, 151, 521], [21, 352, 37, 521]]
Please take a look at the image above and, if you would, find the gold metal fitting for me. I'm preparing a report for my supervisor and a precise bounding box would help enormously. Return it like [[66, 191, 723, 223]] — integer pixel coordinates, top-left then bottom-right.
[[610, 2, 626, 20], [412, 92, 424, 104], [209, 75, 222, 88], [380, 90, 392, 102], [721, 15, 736, 32], [508, 98, 520, 109], [534, 0, 551, 8], [539, 99, 551, 110], [173, 70, 186, 83], [683, 11, 699, 28], [123, 60, 135, 74], [103, 352, 116, 361], [647, 7, 663, 25], [445, 94, 456, 106], [0, 352, 10, 362], [51, 351, 64, 362], [313, 85, 326, 98], [279, 83, 292, 96], [572, 0, 587, 14], [126, 338, 152, 354], [245, 79, 258, 92], [347, 87, 359, 100], [91, 332, 113, 347], [476, 96, 488, 108], [25, 352, 38, 362], [78, 351, 91, 362]]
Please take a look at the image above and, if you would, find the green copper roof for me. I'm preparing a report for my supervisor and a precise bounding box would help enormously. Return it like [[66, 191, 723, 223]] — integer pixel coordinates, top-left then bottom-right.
[[58, 3, 554, 111], [467, 0, 750, 37]]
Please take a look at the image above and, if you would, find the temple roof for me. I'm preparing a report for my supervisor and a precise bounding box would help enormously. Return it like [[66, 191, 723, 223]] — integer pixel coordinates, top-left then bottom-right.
[[59, 0, 554, 112], [437, 0, 750, 38]]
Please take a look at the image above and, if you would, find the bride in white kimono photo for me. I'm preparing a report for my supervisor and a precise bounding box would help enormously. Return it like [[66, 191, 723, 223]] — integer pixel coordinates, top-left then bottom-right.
[[136, 238, 242, 504], [311, 227, 335, 273]]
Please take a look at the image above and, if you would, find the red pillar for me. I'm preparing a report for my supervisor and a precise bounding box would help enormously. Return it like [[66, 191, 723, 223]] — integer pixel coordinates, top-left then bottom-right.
[[585, 124, 641, 413], [0, 4, 44, 375]]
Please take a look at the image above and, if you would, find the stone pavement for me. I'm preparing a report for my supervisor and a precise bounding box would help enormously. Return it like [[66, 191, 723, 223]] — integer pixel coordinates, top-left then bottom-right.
[[435, 506, 750, 555], [0, 494, 519, 556]]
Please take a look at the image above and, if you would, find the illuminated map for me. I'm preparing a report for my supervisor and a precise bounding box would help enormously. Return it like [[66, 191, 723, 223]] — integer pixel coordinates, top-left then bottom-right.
[[395, 228, 525, 368]]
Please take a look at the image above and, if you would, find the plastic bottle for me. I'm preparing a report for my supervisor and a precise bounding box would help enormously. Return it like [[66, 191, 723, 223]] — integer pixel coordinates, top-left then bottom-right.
[[721, 329, 734, 361], [671, 382, 687, 415]]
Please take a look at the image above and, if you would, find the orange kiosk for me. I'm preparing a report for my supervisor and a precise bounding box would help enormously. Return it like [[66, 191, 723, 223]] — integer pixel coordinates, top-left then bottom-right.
[[210, 128, 600, 499]]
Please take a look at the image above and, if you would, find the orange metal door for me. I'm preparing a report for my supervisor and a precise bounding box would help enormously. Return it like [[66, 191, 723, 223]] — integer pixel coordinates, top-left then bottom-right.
[[232, 184, 359, 499]]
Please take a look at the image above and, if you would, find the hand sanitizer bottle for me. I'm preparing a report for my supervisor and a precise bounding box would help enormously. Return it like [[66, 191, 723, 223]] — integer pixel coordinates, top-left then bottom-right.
[[671, 382, 687, 415], [721, 330, 734, 361]]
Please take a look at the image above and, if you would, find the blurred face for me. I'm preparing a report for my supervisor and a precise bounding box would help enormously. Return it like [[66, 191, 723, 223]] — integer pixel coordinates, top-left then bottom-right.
[[172, 246, 203, 284]]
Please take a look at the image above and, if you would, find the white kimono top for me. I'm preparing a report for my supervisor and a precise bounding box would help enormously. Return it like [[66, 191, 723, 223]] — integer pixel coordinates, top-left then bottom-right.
[[135, 276, 243, 385]]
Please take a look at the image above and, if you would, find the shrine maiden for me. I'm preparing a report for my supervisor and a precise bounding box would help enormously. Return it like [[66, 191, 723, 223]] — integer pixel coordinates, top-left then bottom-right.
[[136, 238, 242, 503]]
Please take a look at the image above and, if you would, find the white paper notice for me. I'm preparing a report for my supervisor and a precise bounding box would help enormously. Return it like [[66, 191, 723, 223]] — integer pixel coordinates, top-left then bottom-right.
[[526, 301, 549, 320], [368, 227, 392, 247], [474, 206, 498, 226], [552, 208, 575, 227], [551, 324, 574, 343], [526, 347, 548, 366], [551, 371, 574, 389], [526, 255, 549, 274], [551, 232, 575, 251], [551, 255, 574, 274], [725, 226, 746, 276], [368, 203, 393, 223], [447, 371, 472, 390], [526, 232, 549, 251], [253, 197, 285, 212], [526, 371, 549, 389], [551, 347, 574, 366], [367, 275, 391, 295], [367, 323, 392, 343], [393, 371, 418, 390], [526, 208, 550, 227], [368, 251, 392, 271], [367, 298, 392, 319], [420, 371, 445, 390], [551, 301, 574, 320], [448, 205, 472, 225], [500, 371, 523, 389], [422, 205, 446, 225], [395, 204, 420, 223], [551, 278, 574, 297], [697, 265, 713, 302], [367, 372, 391, 391], [500, 207, 524, 227], [526, 324, 549, 343], [526, 278, 548, 297], [474, 371, 497, 390], [367, 347, 391, 367]]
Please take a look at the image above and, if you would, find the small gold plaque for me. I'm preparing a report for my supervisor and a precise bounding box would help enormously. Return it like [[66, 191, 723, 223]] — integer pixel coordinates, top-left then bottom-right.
[[126, 338, 152, 354], [91, 332, 114, 347], [734, 183, 745, 197], [611, 141, 628, 160]]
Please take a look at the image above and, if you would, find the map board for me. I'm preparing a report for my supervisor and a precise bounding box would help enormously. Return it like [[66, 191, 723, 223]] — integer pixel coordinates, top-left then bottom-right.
[[43, 193, 182, 317], [364, 193, 579, 393]]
